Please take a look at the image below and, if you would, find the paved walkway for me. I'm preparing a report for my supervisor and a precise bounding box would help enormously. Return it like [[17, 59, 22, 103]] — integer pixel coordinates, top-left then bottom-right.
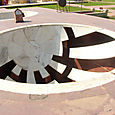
[[0, 7, 115, 115]]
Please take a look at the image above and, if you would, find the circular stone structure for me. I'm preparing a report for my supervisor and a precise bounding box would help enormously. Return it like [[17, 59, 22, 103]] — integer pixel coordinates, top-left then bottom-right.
[[0, 23, 114, 94]]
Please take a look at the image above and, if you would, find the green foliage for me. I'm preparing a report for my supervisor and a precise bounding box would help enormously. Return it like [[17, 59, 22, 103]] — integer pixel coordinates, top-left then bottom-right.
[[109, 7, 115, 10], [76, 2, 115, 6], [38, 4, 57, 9], [102, 0, 115, 2]]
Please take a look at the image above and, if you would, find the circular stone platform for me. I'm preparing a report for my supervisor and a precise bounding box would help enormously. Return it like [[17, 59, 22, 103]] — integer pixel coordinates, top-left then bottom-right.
[[0, 23, 114, 94]]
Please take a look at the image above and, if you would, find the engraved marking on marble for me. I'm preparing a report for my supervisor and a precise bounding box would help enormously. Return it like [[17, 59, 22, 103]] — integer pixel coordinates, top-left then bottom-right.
[[0, 47, 8, 65], [29, 94, 48, 100]]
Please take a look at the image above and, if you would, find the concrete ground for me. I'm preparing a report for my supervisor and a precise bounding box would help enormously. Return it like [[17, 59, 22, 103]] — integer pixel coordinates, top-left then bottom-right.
[[0, 6, 115, 115]]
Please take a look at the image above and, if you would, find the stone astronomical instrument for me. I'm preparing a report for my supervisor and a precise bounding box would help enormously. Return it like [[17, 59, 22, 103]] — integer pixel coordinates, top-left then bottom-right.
[[0, 23, 115, 94], [14, 9, 24, 23]]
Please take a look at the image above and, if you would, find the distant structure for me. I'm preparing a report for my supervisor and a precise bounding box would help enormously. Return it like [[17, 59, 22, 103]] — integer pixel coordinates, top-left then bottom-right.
[[0, 0, 8, 5], [0, 0, 57, 5], [0, 0, 84, 5], [8, 0, 40, 4], [57, 0, 68, 12], [56, 0, 84, 13]]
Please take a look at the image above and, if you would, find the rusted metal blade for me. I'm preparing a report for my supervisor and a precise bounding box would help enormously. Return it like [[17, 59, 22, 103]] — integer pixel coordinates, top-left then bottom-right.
[[34, 71, 46, 84], [10, 72, 20, 81], [78, 57, 115, 72], [18, 69, 27, 83], [62, 41, 69, 57], [45, 65, 73, 83], [0, 60, 16, 79], [64, 27, 75, 40], [34, 71, 52, 84], [10, 69, 27, 83], [53, 55, 115, 72], [68, 32, 114, 48]]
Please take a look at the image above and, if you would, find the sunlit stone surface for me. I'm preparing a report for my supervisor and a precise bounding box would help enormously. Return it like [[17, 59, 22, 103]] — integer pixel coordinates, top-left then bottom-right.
[[0, 11, 38, 20]]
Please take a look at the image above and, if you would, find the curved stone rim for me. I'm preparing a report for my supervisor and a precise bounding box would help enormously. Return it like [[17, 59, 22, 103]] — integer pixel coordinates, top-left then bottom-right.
[[0, 23, 114, 95]]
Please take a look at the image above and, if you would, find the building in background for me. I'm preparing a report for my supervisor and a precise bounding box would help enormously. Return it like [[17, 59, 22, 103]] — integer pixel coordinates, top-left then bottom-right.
[[0, 0, 57, 4]]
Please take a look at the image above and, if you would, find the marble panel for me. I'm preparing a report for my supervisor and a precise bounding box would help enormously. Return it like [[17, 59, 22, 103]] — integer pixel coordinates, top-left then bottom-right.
[[70, 40, 115, 59]]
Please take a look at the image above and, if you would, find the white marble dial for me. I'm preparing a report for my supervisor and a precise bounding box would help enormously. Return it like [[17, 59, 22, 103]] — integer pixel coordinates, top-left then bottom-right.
[[8, 26, 62, 71]]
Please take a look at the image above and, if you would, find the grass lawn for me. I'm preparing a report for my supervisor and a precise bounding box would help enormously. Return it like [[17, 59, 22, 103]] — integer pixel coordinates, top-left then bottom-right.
[[109, 16, 115, 20], [110, 16, 115, 19], [38, 5, 90, 12], [102, 0, 115, 2], [76, 2, 115, 6], [105, 16, 115, 20], [109, 7, 115, 10], [7, 5, 90, 12]]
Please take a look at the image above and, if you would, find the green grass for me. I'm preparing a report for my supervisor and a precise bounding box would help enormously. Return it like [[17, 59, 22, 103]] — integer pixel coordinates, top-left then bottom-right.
[[109, 16, 115, 20], [7, 5, 90, 12], [102, 0, 115, 2], [38, 4, 58, 9], [39, 5, 89, 12], [109, 7, 115, 10], [76, 2, 115, 6], [105, 16, 115, 20]]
